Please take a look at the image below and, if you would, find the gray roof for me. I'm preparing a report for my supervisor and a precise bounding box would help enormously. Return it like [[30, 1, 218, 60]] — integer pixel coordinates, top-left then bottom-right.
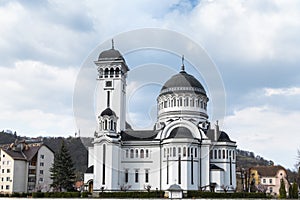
[[98, 48, 124, 61], [2, 145, 41, 161], [160, 71, 206, 96], [100, 107, 116, 117], [168, 127, 194, 139], [210, 164, 224, 171], [121, 130, 158, 141], [168, 184, 183, 191], [206, 129, 235, 143]]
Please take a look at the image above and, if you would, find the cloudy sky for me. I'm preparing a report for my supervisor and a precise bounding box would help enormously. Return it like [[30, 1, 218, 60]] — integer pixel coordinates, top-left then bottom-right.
[[1, 0, 300, 170]]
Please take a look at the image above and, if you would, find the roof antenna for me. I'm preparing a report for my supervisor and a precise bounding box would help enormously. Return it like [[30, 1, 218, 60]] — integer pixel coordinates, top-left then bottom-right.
[[181, 55, 185, 72], [112, 39, 114, 49]]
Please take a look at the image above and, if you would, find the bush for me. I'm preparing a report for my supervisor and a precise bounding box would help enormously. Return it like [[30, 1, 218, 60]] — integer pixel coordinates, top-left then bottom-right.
[[81, 192, 90, 198], [98, 191, 164, 198], [187, 191, 269, 198], [32, 192, 44, 198]]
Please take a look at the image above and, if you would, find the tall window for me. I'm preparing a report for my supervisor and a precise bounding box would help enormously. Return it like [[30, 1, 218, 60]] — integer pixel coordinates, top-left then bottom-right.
[[218, 149, 221, 159], [164, 149, 166, 158], [125, 169, 128, 183], [135, 170, 139, 183], [195, 148, 197, 158], [135, 149, 139, 158], [183, 147, 186, 157], [178, 156, 181, 184], [188, 147, 190, 157], [214, 149, 217, 159], [173, 147, 176, 157], [125, 149, 129, 158], [140, 149, 144, 158], [145, 170, 149, 183], [178, 147, 181, 156], [223, 149, 226, 159], [130, 149, 134, 158], [102, 144, 106, 185]]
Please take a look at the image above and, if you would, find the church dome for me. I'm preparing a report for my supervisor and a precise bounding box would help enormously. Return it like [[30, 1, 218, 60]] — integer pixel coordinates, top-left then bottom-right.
[[168, 127, 194, 139], [160, 70, 206, 96], [100, 108, 116, 117], [98, 48, 125, 61]]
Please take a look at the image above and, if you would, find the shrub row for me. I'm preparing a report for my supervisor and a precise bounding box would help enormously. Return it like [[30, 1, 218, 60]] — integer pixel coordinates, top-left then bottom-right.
[[32, 192, 81, 198], [187, 191, 270, 198], [98, 191, 165, 198], [0, 192, 29, 197]]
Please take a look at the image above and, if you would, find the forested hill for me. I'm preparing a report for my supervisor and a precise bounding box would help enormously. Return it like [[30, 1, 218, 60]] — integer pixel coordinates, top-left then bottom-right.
[[0, 131, 296, 181]]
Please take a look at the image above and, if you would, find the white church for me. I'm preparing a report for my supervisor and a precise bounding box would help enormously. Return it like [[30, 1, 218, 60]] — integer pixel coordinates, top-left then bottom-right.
[[84, 43, 237, 193]]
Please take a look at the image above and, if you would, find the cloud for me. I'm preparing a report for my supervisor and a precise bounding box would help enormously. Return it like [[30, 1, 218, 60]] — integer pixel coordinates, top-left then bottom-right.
[[224, 105, 300, 169], [264, 87, 300, 96], [0, 60, 78, 136]]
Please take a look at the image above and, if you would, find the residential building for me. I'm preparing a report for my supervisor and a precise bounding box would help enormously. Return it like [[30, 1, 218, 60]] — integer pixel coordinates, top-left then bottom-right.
[[0, 140, 54, 194], [249, 165, 289, 196], [84, 44, 237, 193]]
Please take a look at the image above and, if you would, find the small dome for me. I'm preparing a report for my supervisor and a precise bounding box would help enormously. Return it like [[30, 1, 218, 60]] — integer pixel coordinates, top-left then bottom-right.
[[168, 184, 183, 191], [100, 108, 116, 117], [160, 71, 206, 96], [218, 131, 233, 142], [98, 48, 124, 61], [168, 127, 194, 139]]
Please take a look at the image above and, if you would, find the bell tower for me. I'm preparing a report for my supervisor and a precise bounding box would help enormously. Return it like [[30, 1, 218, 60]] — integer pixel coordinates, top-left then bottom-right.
[[95, 41, 129, 133]]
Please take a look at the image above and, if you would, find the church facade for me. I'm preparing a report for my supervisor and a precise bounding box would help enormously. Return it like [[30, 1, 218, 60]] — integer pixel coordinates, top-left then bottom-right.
[[84, 44, 237, 193]]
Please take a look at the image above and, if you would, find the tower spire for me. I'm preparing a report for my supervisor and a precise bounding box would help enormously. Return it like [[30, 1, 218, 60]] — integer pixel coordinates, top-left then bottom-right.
[[112, 39, 114, 49], [181, 55, 185, 71]]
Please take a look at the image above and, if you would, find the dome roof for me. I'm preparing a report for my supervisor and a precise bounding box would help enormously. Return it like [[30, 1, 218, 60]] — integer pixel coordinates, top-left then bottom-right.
[[100, 108, 116, 117], [168, 127, 194, 139], [160, 71, 206, 96], [218, 131, 233, 142], [98, 48, 124, 61], [168, 184, 183, 191]]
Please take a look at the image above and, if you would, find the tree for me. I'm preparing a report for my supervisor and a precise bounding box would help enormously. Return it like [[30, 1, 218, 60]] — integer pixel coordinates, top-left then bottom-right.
[[279, 178, 287, 199], [292, 182, 298, 199], [50, 141, 76, 191]]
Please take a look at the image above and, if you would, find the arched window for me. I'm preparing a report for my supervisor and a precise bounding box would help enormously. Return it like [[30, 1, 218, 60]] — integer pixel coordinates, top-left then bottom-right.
[[233, 151, 235, 160], [188, 147, 190, 157], [214, 149, 217, 159], [135, 149, 139, 158], [110, 120, 113, 130], [167, 148, 170, 156], [170, 147, 172, 157], [114, 122, 116, 130], [168, 99, 171, 107], [104, 68, 109, 78], [99, 68, 103, 78], [218, 149, 221, 159], [173, 98, 176, 107], [210, 150, 213, 159], [179, 97, 183, 106], [130, 149, 134, 158], [115, 68, 120, 77], [226, 150, 229, 159], [178, 147, 181, 156], [104, 119, 107, 130], [164, 148, 166, 158], [195, 148, 197, 158], [229, 150, 232, 159], [183, 147, 186, 157], [146, 149, 149, 158], [173, 147, 176, 157], [102, 144, 106, 184], [190, 147, 193, 156], [125, 149, 129, 158], [164, 101, 167, 108], [190, 98, 194, 107], [110, 68, 114, 77], [140, 149, 144, 158], [223, 149, 226, 159], [184, 97, 189, 107]]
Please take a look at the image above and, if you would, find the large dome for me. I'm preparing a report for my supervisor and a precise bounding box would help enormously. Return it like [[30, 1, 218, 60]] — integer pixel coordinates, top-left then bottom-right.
[[160, 70, 206, 96], [98, 48, 125, 61]]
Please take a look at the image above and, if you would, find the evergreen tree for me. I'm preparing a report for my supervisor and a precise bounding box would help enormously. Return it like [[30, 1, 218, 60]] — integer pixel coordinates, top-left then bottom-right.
[[279, 178, 287, 199], [292, 182, 298, 199], [50, 141, 76, 191]]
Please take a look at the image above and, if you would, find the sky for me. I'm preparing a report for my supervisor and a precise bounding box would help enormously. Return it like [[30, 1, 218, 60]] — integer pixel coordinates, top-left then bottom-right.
[[0, 0, 300, 170]]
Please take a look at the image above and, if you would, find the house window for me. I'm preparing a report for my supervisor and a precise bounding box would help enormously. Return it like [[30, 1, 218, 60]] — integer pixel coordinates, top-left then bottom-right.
[[269, 187, 273, 193], [7, 169, 10, 173], [1, 177, 3, 181], [6, 185, 9, 190], [263, 179, 266, 183], [269, 179, 272, 184], [40, 155, 44, 159], [39, 178, 43, 182], [135, 170, 139, 183], [145, 169, 149, 183], [40, 162, 44, 167], [125, 169, 128, 183], [1, 185, 2, 189], [40, 170, 43, 175], [2, 155, 5, 157], [105, 81, 112, 87], [2, 169, 4, 173], [6, 177, 9, 181], [6, 161, 9, 165], [130, 149, 134, 158]]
